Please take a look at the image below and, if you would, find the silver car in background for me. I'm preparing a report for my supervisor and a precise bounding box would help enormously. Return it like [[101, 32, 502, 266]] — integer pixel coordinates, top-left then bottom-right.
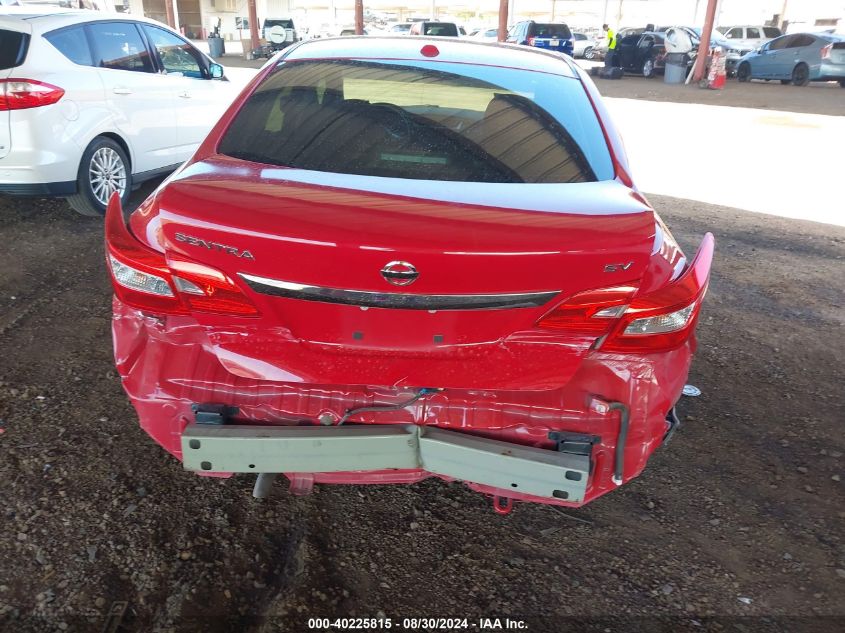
[[572, 32, 597, 59]]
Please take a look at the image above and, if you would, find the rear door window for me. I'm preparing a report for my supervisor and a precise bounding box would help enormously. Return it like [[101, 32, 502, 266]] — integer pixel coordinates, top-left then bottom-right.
[[746, 27, 761, 39], [789, 34, 815, 48], [768, 35, 792, 50], [44, 26, 93, 66], [86, 22, 154, 73], [219, 59, 613, 184], [0, 29, 29, 70]]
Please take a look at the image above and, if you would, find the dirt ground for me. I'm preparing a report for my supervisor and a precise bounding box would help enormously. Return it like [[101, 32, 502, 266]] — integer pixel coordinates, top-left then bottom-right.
[[1, 182, 843, 632], [591, 74, 845, 116]]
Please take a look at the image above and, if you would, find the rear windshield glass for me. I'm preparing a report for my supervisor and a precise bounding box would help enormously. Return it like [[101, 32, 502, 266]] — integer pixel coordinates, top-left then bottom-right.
[[532, 24, 572, 39], [219, 59, 613, 184], [265, 20, 294, 29], [0, 30, 29, 71], [424, 23, 458, 37]]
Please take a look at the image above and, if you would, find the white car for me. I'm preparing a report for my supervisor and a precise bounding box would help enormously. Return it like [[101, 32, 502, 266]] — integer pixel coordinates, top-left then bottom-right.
[[572, 32, 597, 58], [470, 27, 499, 42], [0, 9, 238, 216], [388, 23, 413, 35], [718, 25, 782, 52]]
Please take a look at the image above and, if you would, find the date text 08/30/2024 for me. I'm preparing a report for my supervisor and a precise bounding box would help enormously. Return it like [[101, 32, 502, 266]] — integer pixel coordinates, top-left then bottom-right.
[[307, 617, 528, 630]]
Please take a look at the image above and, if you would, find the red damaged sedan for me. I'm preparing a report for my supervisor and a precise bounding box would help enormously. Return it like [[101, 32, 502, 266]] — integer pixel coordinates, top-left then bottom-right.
[[105, 37, 713, 512]]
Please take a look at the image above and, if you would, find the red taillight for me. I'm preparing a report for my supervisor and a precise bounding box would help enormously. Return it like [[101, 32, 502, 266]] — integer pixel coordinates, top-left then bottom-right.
[[535, 285, 636, 334], [0, 79, 64, 111], [105, 195, 259, 317], [527, 37, 536, 46], [820, 44, 832, 59], [537, 233, 714, 353], [168, 258, 260, 316]]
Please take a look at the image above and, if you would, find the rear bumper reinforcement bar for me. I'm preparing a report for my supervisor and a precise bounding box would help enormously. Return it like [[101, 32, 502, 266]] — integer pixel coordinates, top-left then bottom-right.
[[181, 424, 590, 502]]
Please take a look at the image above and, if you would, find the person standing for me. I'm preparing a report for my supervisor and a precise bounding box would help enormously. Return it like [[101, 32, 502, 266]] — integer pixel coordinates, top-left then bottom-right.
[[602, 23, 617, 66]]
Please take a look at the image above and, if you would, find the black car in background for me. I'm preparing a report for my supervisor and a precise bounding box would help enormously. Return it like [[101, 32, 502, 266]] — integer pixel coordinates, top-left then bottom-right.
[[613, 31, 668, 77]]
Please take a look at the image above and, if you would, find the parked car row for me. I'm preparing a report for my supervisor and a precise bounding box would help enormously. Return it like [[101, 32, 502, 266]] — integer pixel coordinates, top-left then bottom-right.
[[341, 20, 606, 61], [593, 22, 845, 86]]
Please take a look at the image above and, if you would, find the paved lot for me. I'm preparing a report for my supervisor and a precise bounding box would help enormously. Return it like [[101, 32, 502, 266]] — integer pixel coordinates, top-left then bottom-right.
[[1, 53, 843, 633]]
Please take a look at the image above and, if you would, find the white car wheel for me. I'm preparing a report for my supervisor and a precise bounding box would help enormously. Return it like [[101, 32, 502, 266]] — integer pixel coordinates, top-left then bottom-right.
[[66, 137, 132, 217]]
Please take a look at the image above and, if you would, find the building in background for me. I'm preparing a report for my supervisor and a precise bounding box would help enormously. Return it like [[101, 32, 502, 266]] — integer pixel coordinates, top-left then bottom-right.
[[125, 0, 291, 40]]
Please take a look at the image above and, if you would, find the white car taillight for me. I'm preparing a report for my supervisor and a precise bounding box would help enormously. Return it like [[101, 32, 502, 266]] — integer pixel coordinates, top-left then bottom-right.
[[0, 79, 65, 111]]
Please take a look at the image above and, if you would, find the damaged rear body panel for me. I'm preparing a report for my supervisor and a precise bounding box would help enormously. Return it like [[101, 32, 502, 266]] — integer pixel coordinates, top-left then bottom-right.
[[113, 295, 694, 507]]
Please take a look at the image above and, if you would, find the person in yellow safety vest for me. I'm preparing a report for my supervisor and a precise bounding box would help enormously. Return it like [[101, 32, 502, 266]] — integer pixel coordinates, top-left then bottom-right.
[[602, 24, 617, 67]]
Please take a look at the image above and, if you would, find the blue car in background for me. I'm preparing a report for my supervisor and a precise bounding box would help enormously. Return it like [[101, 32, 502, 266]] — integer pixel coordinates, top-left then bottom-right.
[[506, 21, 574, 57], [736, 32, 845, 86]]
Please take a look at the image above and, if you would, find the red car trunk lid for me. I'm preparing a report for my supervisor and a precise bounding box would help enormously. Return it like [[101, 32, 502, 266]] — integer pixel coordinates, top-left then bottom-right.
[[141, 156, 656, 389]]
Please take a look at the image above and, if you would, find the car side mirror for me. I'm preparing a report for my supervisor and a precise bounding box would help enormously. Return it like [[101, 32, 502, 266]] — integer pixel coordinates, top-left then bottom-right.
[[209, 63, 224, 79]]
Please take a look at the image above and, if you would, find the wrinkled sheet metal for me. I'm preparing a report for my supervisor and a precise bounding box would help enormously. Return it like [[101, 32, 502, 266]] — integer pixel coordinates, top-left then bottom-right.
[[113, 297, 691, 506]]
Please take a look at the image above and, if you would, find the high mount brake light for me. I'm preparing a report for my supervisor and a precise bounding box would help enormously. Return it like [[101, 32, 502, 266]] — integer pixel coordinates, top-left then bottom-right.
[[104, 195, 259, 317], [0, 79, 64, 111], [537, 233, 714, 353]]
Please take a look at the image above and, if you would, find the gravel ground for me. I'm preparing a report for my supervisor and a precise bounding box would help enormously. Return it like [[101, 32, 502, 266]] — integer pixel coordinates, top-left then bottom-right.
[[0, 185, 843, 632]]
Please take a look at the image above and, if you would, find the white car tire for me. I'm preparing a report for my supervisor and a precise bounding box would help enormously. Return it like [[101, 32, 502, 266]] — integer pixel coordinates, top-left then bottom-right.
[[67, 137, 132, 217]]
